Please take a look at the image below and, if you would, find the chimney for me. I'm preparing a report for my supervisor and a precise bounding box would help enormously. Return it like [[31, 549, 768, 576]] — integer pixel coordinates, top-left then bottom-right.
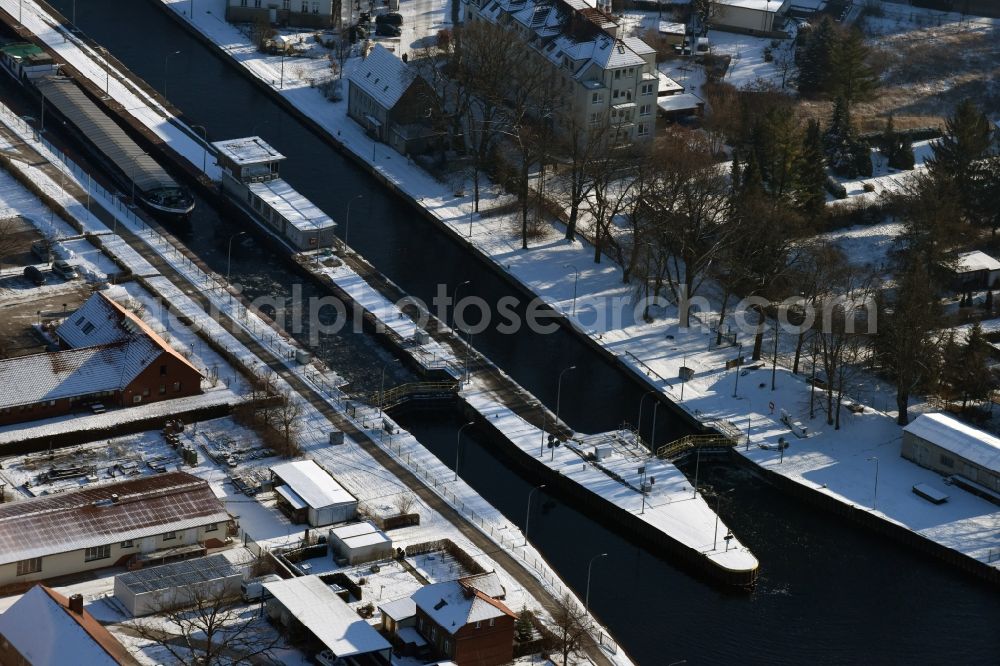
[[111, 494, 119, 503], [68, 594, 84, 614]]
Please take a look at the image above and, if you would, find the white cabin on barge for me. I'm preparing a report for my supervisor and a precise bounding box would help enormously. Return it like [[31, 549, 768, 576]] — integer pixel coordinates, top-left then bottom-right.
[[212, 136, 337, 251]]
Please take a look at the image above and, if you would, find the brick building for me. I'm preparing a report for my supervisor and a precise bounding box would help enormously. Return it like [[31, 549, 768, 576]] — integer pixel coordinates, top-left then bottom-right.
[[0, 293, 202, 426], [410, 572, 517, 666]]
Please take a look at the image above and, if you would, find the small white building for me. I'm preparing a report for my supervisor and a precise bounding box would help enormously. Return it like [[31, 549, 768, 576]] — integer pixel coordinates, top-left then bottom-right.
[[264, 575, 392, 664], [952, 250, 1000, 290], [270, 459, 357, 527], [113, 554, 243, 617], [710, 0, 790, 33], [902, 413, 1000, 494], [329, 521, 393, 565]]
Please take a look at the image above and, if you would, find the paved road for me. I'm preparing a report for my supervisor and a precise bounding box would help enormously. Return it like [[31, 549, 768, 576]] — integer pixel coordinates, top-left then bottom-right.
[[0, 122, 620, 666]]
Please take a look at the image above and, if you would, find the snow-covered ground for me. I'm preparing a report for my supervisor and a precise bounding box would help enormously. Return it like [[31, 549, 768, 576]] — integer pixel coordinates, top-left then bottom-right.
[[142, 0, 998, 572]]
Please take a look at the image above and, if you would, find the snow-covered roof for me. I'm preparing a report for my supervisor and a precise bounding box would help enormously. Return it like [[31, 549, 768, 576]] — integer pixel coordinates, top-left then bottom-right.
[[248, 178, 336, 234], [348, 45, 416, 110], [0, 472, 229, 566], [460, 572, 506, 599], [264, 576, 391, 658], [658, 72, 684, 94], [903, 413, 1000, 473], [0, 293, 202, 410], [0, 586, 134, 665], [954, 250, 1000, 274], [270, 460, 356, 510], [379, 596, 416, 622], [411, 575, 515, 635], [657, 93, 705, 113], [713, 0, 787, 12], [211, 136, 285, 166], [658, 21, 687, 34]]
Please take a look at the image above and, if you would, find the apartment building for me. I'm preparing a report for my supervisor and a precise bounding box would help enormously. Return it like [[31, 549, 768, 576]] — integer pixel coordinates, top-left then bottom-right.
[[464, 0, 659, 147]]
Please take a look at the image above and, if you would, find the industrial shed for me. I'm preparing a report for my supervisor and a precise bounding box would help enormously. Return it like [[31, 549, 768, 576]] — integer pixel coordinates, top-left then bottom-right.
[[710, 0, 790, 33], [329, 522, 393, 565], [270, 460, 357, 527], [113, 554, 243, 617], [902, 413, 1000, 495]]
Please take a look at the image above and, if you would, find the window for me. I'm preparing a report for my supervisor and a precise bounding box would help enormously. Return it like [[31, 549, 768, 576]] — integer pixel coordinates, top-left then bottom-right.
[[16, 558, 42, 576], [626, 67, 634, 76], [240, 0, 248, 6], [639, 104, 651, 116], [160, 364, 167, 376], [589, 113, 599, 127], [641, 83, 654, 96], [443, 639, 453, 655], [254, 0, 262, 7], [159, 385, 166, 395], [81, 322, 95, 335], [475, 621, 481, 629], [205, 523, 219, 532], [283, 0, 290, 7], [121, 540, 135, 548], [614, 69, 621, 79], [173, 382, 181, 392], [85, 545, 111, 562], [312, 1, 319, 13], [638, 123, 649, 136], [489, 618, 495, 627], [163, 531, 177, 541], [612, 89, 620, 99], [301, 1, 308, 11], [591, 92, 603, 105], [142, 388, 150, 397]]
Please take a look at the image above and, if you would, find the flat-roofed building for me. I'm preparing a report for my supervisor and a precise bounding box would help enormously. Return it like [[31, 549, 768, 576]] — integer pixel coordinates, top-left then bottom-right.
[[0, 472, 230, 588], [329, 521, 393, 564], [114, 553, 243, 617], [270, 459, 357, 526], [902, 413, 1000, 496]]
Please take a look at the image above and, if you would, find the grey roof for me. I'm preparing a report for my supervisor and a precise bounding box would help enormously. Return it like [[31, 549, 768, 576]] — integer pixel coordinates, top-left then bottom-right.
[[348, 45, 415, 110], [116, 554, 240, 594], [36, 76, 178, 194], [0, 472, 229, 566], [378, 596, 416, 622]]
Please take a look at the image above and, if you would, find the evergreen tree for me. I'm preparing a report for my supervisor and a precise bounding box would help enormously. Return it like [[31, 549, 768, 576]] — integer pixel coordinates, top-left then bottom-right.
[[823, 97, 870, 177], [828, 28, 878, 106], [515, 608, 534, 642], [795, 119, 828, 219], [958, 323, 996, 408], [928, 99, 992, 179], [796, 17, 837, 97], [880, 114, 915, 170]]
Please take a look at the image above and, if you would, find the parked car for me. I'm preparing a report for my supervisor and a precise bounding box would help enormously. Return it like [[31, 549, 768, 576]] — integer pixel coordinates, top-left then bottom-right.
[[30, 240, 52, 262], [23, 265, 45, 286], [240, 574, 282, 602], [375, 12, 403, 26], [375, 22, 402, 37], [52, 260, 78, 280]]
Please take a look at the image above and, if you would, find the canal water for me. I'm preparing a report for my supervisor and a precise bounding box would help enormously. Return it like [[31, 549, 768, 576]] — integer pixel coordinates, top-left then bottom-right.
[[39, 2, 1000, 662]]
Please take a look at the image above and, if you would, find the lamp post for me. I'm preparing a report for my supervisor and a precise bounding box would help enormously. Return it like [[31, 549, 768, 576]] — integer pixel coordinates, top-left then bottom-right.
[[452, 280, 470, 331], [555, 365, 576, 427], [637, 390, 656, 445], [712, 489, 733, 550], [732, 342, 743, 398], [651, 399, 661, 454], [524, 484, 546, 546], [163, 50, 181, 99], [343, 194, 364, 246], [378, 359, 399, 418], [191, 124, 208, 174], [867, 456, 879, 511], [585, 552, 608, 614], [454, 421, 475, 481], [564, 263, 579, 317], [226, 231, 247, 283]]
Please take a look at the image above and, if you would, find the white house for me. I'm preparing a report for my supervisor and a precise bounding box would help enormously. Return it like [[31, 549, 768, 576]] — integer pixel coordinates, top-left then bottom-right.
[[329, 521, 393, 565], [710, 0, 790, 33], [270, 459, 357, 526], [902, 413, 1000, 495], [0, 472, 230, 587], [952, 250, 1000, 289]]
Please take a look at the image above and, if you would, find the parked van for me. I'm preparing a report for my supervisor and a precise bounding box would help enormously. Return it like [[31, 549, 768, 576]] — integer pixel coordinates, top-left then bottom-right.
[[23, 265, 45, 286], [30, 240, 51, 262], [52, 260, 78, 280], [241, 574, 281, 602]]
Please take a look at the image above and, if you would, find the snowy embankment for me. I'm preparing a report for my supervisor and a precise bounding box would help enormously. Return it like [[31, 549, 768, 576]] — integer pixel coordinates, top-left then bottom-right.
[[313, 255, 758, 575], [147, 0, 998, 571]]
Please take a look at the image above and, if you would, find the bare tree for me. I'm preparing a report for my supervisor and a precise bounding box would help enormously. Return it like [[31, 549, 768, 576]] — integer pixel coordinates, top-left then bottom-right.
[[268, 391, 303, 457], [393, 491, 416, 515], [641, 128, 734, 326], [0, 216, 22, 276], [126, 585, 279, 665], [549, 594, 589, 666]]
